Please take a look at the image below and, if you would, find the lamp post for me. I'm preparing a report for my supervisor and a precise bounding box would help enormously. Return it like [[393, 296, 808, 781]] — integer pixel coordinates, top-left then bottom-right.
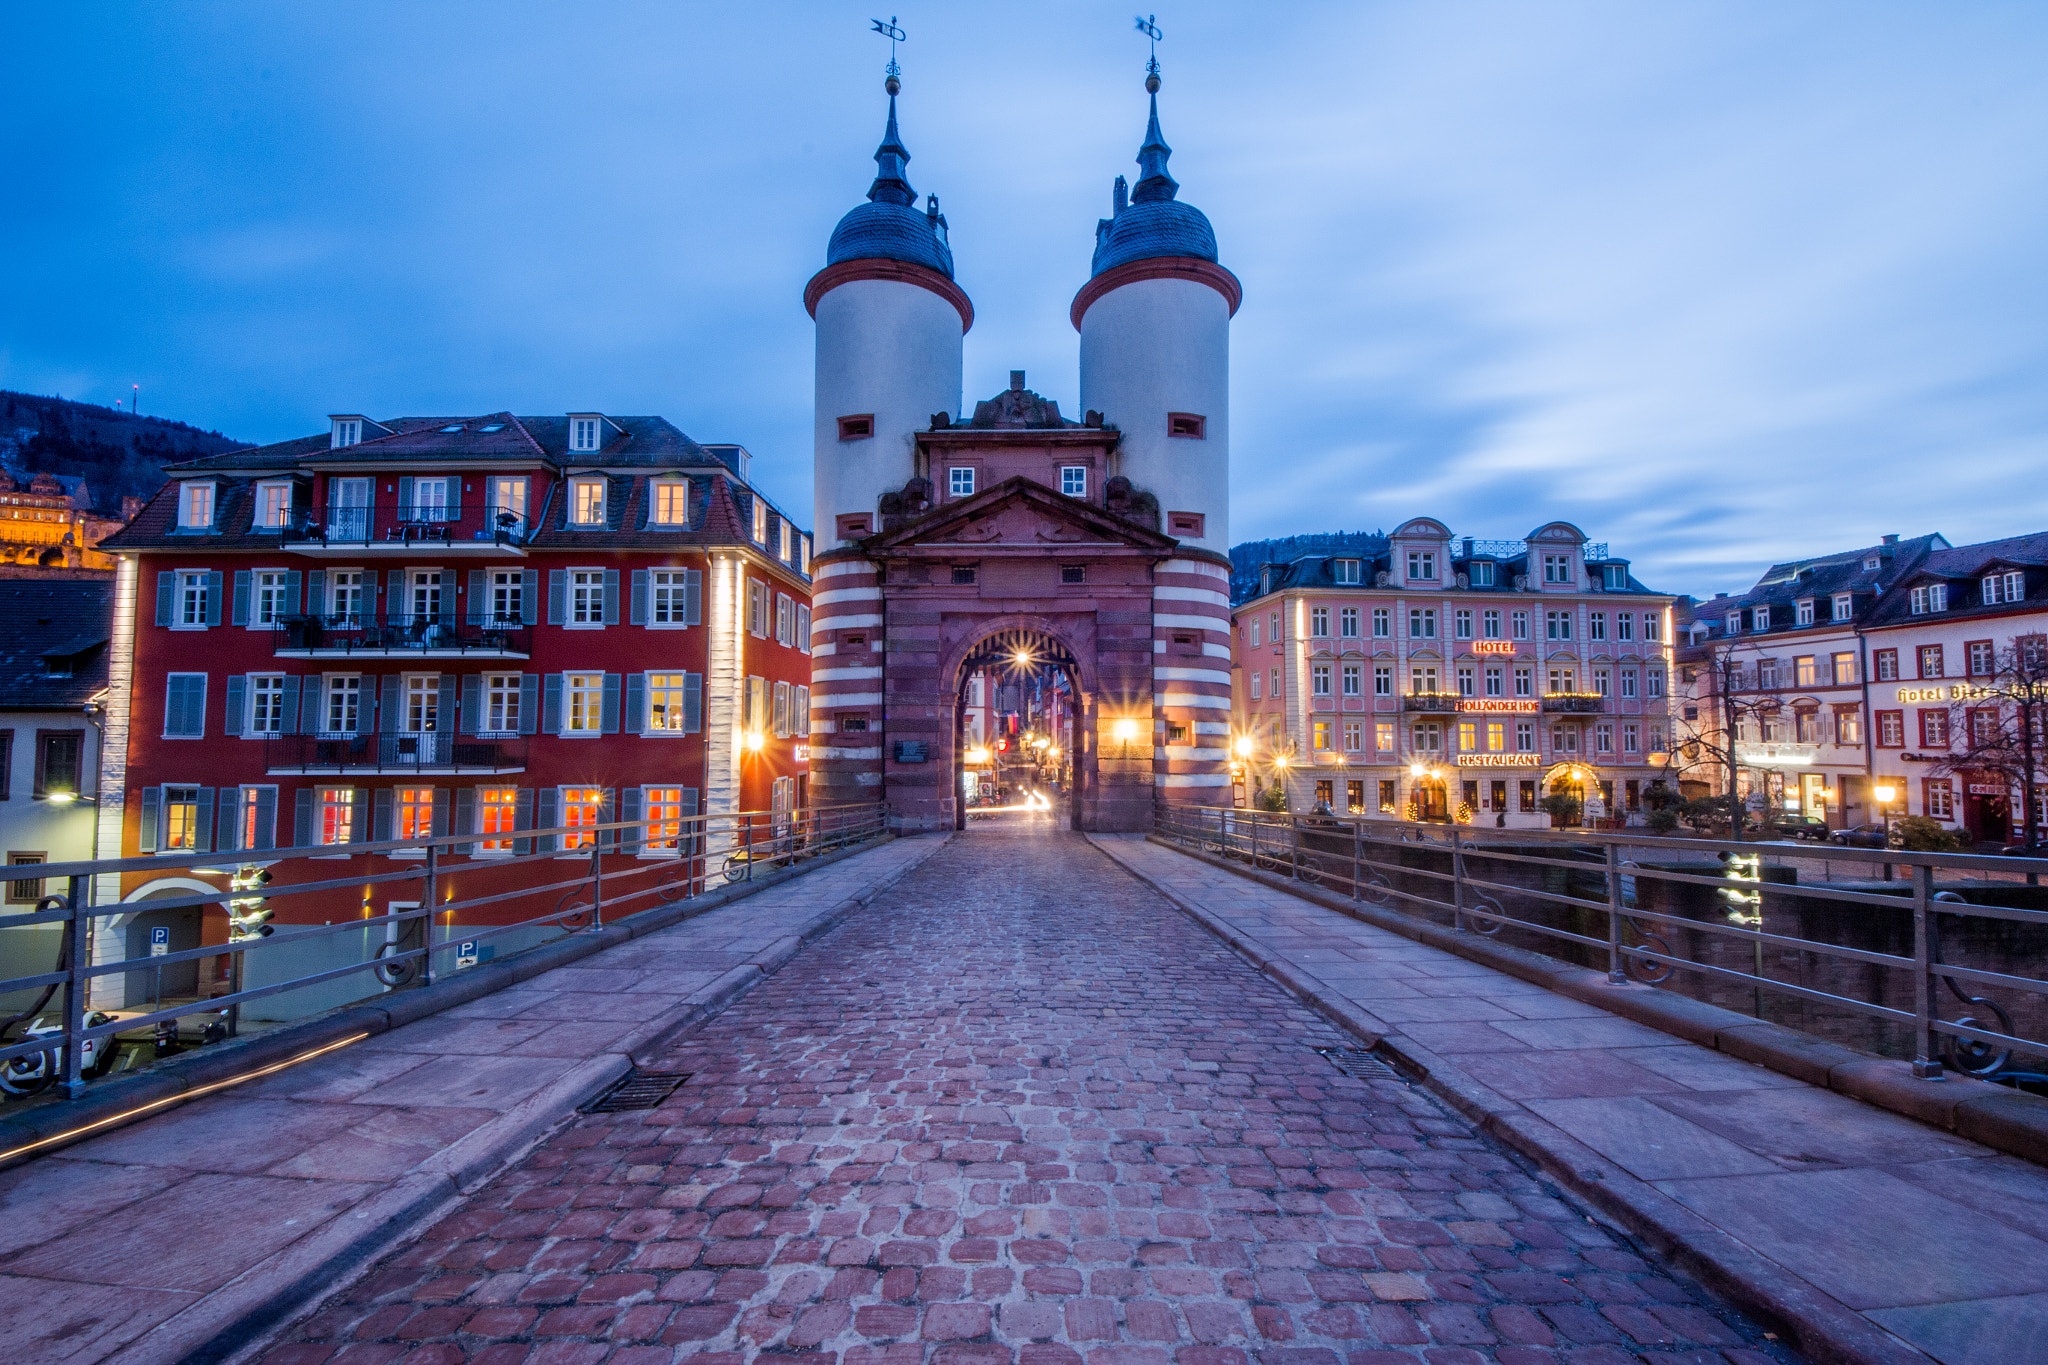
[[1874, 781, 1899, 879]]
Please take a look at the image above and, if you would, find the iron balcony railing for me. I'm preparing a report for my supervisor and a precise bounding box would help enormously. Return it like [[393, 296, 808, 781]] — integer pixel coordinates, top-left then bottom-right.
[[1155, 804, 2048, 1088], [265, 730, 527, 774], [1402, 692, 1464, 713], [273, 614, 531, 656], [280, 509, 535, 548], [1541, 692, 1607, 713], [0, 802, 887, 1104]]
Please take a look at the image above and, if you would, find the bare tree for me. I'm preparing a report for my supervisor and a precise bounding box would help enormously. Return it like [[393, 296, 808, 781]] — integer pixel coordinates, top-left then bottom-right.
[[1669, 641, 1791, 839], [1932, 636, 2048, 853]]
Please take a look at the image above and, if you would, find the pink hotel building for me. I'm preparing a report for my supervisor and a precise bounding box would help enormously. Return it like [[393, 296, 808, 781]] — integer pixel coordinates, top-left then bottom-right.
[[1233, 519, 1678, 826]]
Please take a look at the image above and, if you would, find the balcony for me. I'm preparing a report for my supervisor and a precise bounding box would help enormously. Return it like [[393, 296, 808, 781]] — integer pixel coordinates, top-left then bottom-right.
[[1402, 691, 1464, 713], [1541, 692, 1607, 714], [278, 507, 535, 555], [273, 614, 531, 659], [266, 731, 527, 775]]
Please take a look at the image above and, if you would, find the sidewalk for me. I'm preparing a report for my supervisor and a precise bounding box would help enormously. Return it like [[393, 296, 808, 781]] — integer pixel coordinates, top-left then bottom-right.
[[0, 833, 949, 1365], [1092, 834, 2048, 1365]]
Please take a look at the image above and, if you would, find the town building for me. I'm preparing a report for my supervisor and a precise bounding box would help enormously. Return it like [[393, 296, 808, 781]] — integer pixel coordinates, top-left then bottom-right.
[[1232, 519, 1677, 827], [91, 413, 812, 1013], [0, 469, 136, 574], [806, 70, 1234, 831]]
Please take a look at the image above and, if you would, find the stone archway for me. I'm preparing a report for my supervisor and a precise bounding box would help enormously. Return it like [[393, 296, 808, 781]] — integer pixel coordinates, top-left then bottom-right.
[[948, 624, 1088, 832]]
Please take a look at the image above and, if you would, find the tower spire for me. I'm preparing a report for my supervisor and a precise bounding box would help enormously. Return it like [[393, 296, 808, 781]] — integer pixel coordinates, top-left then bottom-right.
[[1131, 85, 1178, 202], [867, 94, 917, 206]]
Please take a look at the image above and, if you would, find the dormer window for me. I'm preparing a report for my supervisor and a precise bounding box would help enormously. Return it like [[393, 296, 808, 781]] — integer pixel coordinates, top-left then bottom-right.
[[177, 482, 216, 530], [255, 480, 293, 529], [1909, 583, 1948, 615], [752, 497, 768, 544], [1332, 558, 1360, 585], [1864, 555, 1881, 570], [1752, 605, 1771, 631], [570, 477, 606, 526], [1796, 598, 1814, 626], [1543, 553, 1573, 585], [568, 415, 603, 453], [1726, 611, 1742, 635], [1601, 564, 1627, 590], [1984, 570, 2025, 605], [329, 417, 362, 449], [1469, 560, 1494, 587], [1832, 593, 1853, 621], [799, 535, 811, 575], [650, 479, 689, 526], [1406, 551, 1436, 581], [1260, 568, 1273, 595]]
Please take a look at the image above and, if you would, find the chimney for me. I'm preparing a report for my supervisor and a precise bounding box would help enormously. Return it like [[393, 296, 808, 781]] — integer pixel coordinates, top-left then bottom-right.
[[1882, 534, 1899, 546], [1009, 370, 1026, 392]]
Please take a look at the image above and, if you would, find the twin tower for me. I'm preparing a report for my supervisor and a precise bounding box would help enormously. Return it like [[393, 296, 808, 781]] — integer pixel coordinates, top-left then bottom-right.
[[804, 71, 1240, 830]]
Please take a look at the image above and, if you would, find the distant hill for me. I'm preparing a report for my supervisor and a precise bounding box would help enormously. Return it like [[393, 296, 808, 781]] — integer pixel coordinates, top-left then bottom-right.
[[0, 391, 252, 512], [1229, 530, 1389, 603]]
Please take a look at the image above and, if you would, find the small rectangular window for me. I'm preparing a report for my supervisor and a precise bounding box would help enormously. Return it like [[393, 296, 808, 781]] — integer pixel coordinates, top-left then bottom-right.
[[651, 480, 690, 525], [1332, 559, 1360, 584], [7, 853, 47, 906], [255, 481, 294, 529], [571, 479, 606, 525], [569, 416, 602, 452], [1060, 565, 1086, 584], [837, 513, 872, 539], [952, 565, 978, 585], [1168, 511, 1205, 536], [1167, 412, 1206, 438], [838, 414, 874, 441], [177, 482, 216, 529], [949, 467, 976, 498], [1059, 466, 1088, 497]]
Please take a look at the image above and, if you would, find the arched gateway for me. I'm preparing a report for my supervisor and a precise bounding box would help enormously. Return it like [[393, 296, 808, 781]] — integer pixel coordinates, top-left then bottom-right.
[[803, 70, 1240, 832]]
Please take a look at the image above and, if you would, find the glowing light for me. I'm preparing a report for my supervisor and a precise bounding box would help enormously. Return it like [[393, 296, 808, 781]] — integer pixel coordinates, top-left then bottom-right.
[[1013, 649, 1034, 668], [1874, 783, 1897, 804], [965, 746, 992, 765], [1234, 736, 1254, 758], [47, 792, 76, 805], [1275, 754, 1290, 769], [1112, 719, 1139, 741], [745, 731, 765, 753]]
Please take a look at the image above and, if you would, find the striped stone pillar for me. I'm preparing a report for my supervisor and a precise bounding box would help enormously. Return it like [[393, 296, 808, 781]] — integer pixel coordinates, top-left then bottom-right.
[[1153, 555, 1234, 805], [809, 553, 886, 808]]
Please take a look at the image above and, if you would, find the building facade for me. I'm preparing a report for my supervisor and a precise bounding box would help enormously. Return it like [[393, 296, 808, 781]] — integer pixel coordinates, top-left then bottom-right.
[[0, 470, 134, 573], [94, 412, 812, 1012], [806, 72, 1235, 831], [1233, 519, 1677, 827]]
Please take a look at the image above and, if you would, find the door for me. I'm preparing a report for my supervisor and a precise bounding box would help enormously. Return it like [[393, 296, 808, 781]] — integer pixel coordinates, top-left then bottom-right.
[[329, 478, 371, 542], [124, 900, 203, 1006]]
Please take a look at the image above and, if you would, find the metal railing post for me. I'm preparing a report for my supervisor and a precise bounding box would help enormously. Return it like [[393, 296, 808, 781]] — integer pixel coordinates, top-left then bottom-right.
[[1352, 822, 1362, 902], [1290, 816, 1300, 881], [589, 837, 604, 931], [421, 844, 439, 986], [1450, 827, 1467, 932], [1604, 843, 1625, 984], [59, 874, 89, 1100], [744, 813, 754, 882], [1912, 861, 1943, 1079]]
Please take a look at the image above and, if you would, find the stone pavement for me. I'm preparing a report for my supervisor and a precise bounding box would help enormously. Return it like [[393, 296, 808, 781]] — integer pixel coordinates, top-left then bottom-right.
[[1088, 835, 2048, 1365], [0, 833, 949, 1365], [261, 817, 1799, 1365]]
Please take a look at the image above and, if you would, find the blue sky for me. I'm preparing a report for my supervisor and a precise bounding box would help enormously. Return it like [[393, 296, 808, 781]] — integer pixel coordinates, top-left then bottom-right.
[[6, 2, 2046, 594]]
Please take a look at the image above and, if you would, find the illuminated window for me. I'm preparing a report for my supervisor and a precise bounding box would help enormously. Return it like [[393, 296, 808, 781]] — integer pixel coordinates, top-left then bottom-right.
[[397, 788, 434, 840], [318, 787, 356, 845], [477, 786, 518, 853], [571, 478, 606, 525], [651, 480, 690, 526], [161, 786, 201, 850], [566, 673, 603, 733], [177, 482, 215, 529], [560, 787, 603, 849], [256, 481, 293, 529], [644, 786, 686, 853]]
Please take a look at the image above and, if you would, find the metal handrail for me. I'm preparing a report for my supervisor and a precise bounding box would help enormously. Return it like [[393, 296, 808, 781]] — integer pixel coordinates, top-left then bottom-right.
[[1155, 804, 2048, 1084], [0, 802, 886, 1100]]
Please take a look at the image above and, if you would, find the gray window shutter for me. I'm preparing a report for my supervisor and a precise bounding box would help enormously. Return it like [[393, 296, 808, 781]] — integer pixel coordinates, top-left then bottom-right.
[[140, 786, 161, 852], [630, 569, 648, 625], [603, 568, 621, 625], [379, 676, 400, 732], [397, 476, 414, 515], [683, 787, 699, 816], [623, 673, 645, 736], [195, 788, 216, 852], [436, 674, 457, 733], [224, 675, 246, 737], [536, 787, 557, 854], [547, 570, 567, 624], [454, 787, 476, 855], [543, 674, 562, 735], [431, 788, 450, 838], [519, 673, 540, 735], [600, 673, 621, 734], [155, 571, 175, 627], [347, 787, 370, 842], [253, 787, 276, 850], [619, 787, 641, 855], [285, 569, 303, 615], [232, 570, 252, 626], [279, 676, 300, 735], [521, 569, 539, 624], [685, 672, 703, 734], [308, 570, 326, 617], [373, 787, 395, 842], [205, 571, 224, 625], [294, 788, 314, 848], [461, 674, 482, 736], [218, 789, 238, 850], [387, 569, 406, 623], [514, 787, 534, 854], [301, 677, 324, 734], [685, 568, 702, 625], [467, 570, 485, 625]]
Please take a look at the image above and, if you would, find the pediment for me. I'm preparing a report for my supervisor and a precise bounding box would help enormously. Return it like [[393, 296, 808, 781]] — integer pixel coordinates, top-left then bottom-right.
[[863, 476, 1179, 554]]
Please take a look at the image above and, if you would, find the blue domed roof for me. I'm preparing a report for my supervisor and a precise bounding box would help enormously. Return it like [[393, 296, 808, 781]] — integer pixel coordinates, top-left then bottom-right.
[[826, 95, 956, 280], [1090, 89, 1219, 278]]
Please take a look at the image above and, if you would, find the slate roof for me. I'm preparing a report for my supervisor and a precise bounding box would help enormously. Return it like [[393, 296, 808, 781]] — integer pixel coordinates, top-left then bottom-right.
[[1229, 533, 1660, 607], [0, 579, 112, 710], [826, 96, 955, 278], [1091, 91, 1220, 276], [1690, 534, 1947, 640], [1864, 531, 2048, 629]]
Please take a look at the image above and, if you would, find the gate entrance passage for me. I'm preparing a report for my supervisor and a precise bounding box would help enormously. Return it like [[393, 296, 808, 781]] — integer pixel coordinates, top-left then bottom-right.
[[955, 627, 1081, 830]]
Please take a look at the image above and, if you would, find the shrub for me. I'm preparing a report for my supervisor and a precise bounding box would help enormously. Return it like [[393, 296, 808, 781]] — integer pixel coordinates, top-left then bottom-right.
[[1644, 807, 1681, 834], [1254, 784, 1288, 813], [1893, 815, 1970, 853]]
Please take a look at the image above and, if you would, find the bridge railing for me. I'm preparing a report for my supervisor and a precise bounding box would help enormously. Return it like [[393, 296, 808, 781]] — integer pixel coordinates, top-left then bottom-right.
[[1154, 804, 2048, 1086], [0, 802, 887, 1100]]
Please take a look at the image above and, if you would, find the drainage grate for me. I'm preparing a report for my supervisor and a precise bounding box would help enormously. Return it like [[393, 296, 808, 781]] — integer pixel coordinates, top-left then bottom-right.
[[583, 1069, 692, 1113], [1315, 1046, 1407, 1082]]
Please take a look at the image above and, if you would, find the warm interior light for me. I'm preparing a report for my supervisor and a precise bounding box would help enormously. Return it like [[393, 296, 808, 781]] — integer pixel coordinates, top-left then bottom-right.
[[1112, 719, 1139, 741]]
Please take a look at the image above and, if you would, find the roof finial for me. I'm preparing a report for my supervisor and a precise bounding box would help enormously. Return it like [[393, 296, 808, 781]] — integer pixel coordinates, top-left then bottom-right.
[[871, 15, 905, 95], [1134, 13, 1162, 92], [1129, 15, 1177, 204], [862, 18, 916, 207]]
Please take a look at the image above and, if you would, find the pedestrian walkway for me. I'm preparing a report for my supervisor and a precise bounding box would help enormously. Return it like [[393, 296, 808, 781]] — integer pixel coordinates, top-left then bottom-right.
[[1090, 834, 2048, 1365], [260, 821, 1798, 1365], [0, 833, 948, 1365]]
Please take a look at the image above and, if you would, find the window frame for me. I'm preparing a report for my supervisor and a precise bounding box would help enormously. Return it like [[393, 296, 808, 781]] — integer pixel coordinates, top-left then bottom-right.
[[649, 478, 690, 527]]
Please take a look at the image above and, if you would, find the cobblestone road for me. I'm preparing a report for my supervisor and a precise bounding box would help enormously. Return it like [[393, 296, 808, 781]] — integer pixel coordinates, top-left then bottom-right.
[[264, 822, 1800, 1365]]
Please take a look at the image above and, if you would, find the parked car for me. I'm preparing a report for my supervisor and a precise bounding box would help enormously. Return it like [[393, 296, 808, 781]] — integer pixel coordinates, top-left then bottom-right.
[[1764, 814, 1831, 842], [1830, 823, 1891, 848]]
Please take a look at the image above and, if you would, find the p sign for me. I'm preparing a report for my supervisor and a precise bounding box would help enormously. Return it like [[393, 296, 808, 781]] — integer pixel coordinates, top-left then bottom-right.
[[456, 940, 479, 970], [149, 926, 169, 957]]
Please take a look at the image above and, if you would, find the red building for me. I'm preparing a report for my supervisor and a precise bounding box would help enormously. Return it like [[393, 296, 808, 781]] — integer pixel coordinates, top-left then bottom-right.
[[93, 412, 812, 1013]]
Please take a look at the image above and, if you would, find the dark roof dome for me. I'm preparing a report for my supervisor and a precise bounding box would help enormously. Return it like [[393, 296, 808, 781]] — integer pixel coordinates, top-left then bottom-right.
[[827, 94, 955, 279], [1090, 84, 1218, 277]]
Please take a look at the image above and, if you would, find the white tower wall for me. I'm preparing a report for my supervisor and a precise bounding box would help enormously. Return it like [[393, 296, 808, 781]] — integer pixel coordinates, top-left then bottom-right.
[[1077, 276, 1230, 555], [813, 278, 963, 546]]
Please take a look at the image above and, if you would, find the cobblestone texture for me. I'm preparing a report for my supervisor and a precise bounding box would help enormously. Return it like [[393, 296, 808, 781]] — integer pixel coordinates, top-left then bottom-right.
[[263, 823, 1802, 1364]]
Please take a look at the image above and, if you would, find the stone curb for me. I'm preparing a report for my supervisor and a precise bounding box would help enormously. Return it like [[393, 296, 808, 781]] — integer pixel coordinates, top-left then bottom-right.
[[1100, 836, 1937, 1365], [1141, 833, 2048, 1167], [0, 834, 897, 1172], [175, 831, 952, 1365]]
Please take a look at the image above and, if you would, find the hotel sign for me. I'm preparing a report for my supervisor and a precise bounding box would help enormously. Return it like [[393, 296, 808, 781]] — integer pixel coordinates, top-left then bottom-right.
[[1456, 753, 1541, 767], [1458, 699, 1539, 714], [1895, 685, 1995, 704], [1473, 640, 1517, 656]]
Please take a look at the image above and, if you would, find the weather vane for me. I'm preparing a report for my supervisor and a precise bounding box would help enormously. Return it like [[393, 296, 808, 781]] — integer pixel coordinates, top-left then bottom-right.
[[1134, 13, 1163, 81], [871, 16, 906, 88]]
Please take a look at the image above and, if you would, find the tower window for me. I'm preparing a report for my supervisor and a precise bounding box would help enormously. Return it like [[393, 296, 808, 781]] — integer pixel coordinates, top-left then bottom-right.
[[838, 414, 874, 441], [948, 467, 976, 498], [1168, 511, 1205, 537], [1168, 412, 1206, 439], [1061, 565, 1087, 584], [837, 513, 872, 539], [951, 565, 977, 585], [1059, 465, 1088, 497]]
